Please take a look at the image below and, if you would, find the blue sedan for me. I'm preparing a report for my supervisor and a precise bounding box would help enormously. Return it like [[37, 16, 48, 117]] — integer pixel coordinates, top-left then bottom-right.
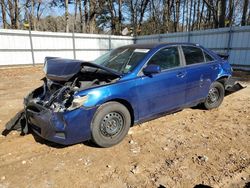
[[24, 43, 232, 147]]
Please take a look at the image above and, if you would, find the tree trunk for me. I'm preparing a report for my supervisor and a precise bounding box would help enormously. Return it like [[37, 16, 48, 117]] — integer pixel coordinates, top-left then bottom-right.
[[8, 0, 15, 29], [0, 0, 7, 28], [74, 0, 78, 31], [65, 0, 69, 32], [138, 0, 150, 35], [31, 0, 36, 30], [84, 0, 88, 32], [191, 0, 196, 31], [163, 0, 171, 33], [228, 0, 234, 27], [188, 0, 193, 31], [118, 0, 122, 34], [36, 1, 42, 21], [88, 0, 96, 33], [79, 0, 83, 32], [199, 0, 205, 29], [181, 0, 186, 31], [151, 0, 157, 33], [175, 0, 180, 32], [218, 0, 226, 27], [196, 0, 200, 30], [107, 0, 115, 34], [14, 0, 19, 29], [241, 0, 249, 26], [248, 6, 250, 25], [129, 0, 136, 36]]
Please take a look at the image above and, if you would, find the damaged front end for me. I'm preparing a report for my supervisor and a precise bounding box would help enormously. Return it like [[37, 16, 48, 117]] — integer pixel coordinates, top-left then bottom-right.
[[13, 57, 121, 145]]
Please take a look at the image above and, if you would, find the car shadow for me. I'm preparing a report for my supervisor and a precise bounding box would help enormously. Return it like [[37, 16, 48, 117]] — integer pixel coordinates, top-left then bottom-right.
[[30, 131, 100, 148]]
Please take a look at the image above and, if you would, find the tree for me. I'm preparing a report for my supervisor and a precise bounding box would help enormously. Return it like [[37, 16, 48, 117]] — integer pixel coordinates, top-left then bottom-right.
[[241, 0, 249, 26], [65, 0, 69, 32], [126, 0, 150, 36], [78, 0, 83, 32], [218, 0, 226, 27], [227, 0, 234, 27], [0, 0, 248, 35], [0, 0, 7, 28]]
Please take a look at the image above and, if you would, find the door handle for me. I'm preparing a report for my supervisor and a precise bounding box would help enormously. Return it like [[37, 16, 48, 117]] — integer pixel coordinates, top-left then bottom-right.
[[211, 65, 218, 70], [176, 71, 186, 78], [199, 75, 204, 87]]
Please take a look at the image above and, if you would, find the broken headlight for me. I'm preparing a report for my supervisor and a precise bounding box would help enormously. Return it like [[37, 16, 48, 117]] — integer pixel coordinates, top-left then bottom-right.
[[67, 95, 88, 111]]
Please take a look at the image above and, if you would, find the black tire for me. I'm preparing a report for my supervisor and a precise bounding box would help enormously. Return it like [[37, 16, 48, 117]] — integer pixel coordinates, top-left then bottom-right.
[[203, 81, 225, 110], [91, 102, 131, 148]]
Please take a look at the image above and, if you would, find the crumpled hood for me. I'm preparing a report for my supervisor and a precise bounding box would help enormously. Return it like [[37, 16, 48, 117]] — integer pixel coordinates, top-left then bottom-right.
[[44, 57, 82, 81], [44, 57, 121, 82]]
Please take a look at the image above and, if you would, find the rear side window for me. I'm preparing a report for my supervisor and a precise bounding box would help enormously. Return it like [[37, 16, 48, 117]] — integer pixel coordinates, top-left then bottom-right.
[[148, 47, 180, 70], [204, 51, 214, 62], [182, 46, 205, 65]]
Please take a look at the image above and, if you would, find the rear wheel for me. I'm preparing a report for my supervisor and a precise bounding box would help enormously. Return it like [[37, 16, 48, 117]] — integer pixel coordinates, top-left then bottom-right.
[[91, 102, 131, 148], [203, 81, 225, 110]]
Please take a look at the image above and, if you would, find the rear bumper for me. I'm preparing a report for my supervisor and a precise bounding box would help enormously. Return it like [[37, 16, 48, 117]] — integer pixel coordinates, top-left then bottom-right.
[[224, 76, 246, 96], [25, 102, 97, 145]]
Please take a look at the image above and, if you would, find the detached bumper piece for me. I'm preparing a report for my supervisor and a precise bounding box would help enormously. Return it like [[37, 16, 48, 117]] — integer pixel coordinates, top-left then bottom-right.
[[3, 110, 28, 136], [225, 77, 246, 96]]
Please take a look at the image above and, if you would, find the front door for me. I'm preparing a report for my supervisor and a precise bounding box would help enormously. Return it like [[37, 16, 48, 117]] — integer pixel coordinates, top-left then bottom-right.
[[136, 46, 186, 120]]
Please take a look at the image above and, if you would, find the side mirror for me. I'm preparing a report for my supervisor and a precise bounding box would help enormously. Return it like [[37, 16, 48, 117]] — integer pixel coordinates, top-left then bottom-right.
[[143, 64, 161, 75]]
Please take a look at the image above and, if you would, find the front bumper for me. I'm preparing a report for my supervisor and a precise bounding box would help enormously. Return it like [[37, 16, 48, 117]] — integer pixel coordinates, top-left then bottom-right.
[[25, 102, 97, 145]]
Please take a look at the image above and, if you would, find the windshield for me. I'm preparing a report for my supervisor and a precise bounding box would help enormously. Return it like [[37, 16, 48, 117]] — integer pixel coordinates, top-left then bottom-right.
[[93, 47, 150, 74]]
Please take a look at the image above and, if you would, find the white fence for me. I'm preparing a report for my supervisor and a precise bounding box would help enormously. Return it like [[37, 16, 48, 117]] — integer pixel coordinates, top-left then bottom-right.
[[0, 29, 133, 66], [136, 26, 250, 69], [0, 26, 250, 69]]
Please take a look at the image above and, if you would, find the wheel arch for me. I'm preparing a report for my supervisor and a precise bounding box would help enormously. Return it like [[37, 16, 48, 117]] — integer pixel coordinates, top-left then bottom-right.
[[216, 75, 230, 87]]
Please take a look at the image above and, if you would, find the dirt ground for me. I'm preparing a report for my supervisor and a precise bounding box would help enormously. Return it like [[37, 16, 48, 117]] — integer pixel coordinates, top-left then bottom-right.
[[0, 66, 249, 188]]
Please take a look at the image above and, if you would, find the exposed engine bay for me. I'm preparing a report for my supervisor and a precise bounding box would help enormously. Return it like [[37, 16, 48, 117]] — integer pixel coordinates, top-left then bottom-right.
[[25, 57, 120, 113]]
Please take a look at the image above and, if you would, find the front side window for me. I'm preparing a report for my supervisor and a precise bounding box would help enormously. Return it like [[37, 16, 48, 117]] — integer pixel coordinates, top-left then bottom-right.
[[182, 46, 205, 65], [148, 47, 180, 70]]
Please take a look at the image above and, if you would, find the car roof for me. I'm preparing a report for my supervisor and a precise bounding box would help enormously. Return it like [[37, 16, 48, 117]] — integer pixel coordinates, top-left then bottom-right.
[[120, 42, 199, 49]]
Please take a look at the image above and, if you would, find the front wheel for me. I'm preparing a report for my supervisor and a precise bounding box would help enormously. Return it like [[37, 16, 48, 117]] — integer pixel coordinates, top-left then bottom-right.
[[91, 102, 131, 148], [203, 81, 225, 110]]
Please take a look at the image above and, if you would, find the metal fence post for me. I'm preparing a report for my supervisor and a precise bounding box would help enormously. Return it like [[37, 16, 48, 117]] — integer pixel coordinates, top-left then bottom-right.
[[158, 34, 161, 42], [109, 35, 111, 51], [227, 26, 233, 54], [72, 31, 76, 59], [133, 36, 136, 44], [28, 29, 35, 66], [187, 32, 191, 43]]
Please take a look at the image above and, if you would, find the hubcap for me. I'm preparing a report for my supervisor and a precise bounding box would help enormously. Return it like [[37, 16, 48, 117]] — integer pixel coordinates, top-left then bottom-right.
[[208, 87, 219, 104], [100, 112, 124, 137]]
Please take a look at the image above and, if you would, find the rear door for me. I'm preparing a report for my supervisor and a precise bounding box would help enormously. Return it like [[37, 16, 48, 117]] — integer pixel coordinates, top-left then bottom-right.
[[181, 45, 217, 104], [136, 46, 187, 120]]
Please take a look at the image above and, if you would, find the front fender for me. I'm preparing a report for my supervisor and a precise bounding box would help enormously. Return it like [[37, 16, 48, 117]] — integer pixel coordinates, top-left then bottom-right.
[[76, 81, 139, 121]]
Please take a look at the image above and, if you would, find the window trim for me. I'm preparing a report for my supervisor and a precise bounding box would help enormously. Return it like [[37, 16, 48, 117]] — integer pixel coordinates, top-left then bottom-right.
[[138, 45, 185, 76], [202, 50, 215, 63]]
